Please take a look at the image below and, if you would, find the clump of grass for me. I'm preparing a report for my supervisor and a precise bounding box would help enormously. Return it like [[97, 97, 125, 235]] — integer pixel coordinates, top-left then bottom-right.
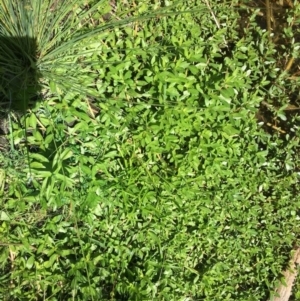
[[0, 0, 101, 111]]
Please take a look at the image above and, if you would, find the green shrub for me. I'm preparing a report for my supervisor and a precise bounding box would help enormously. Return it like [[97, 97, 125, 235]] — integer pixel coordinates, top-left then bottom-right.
[[0, 0, 299, 300]]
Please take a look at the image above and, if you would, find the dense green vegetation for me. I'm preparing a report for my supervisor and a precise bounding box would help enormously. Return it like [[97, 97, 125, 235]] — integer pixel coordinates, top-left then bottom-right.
[[0, 0, 299, 300]]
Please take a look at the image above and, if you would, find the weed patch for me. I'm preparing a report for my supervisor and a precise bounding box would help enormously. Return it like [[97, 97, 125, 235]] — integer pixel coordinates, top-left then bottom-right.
[[0, 0, 300, 300]]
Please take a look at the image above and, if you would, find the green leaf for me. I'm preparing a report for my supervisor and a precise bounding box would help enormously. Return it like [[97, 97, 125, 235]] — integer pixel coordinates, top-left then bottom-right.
[[30, 153, 49, 163], [0, 211, 10, 221], [26, 256, 35, 269], [30, 162, 46, 169], [60, 148, 73, 161]]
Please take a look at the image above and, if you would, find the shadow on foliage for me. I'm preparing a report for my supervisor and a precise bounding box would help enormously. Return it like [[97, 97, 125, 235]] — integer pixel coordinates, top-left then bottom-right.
[[238, 0, 300, 138], [0, 36, 41, 134]]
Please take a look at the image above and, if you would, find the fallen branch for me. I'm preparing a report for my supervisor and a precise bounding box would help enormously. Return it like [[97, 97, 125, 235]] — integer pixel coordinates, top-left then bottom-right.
[[270, 247, 300, 301]]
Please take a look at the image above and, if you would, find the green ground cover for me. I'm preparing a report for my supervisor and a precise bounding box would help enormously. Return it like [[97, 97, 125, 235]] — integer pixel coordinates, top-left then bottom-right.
[[0, 0, 299, 300]]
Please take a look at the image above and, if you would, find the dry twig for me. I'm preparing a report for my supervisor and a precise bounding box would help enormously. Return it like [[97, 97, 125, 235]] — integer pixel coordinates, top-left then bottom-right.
[[203, 0, 227, 47], [265, 0, 272, 39], [285, 57, 295, 72]]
